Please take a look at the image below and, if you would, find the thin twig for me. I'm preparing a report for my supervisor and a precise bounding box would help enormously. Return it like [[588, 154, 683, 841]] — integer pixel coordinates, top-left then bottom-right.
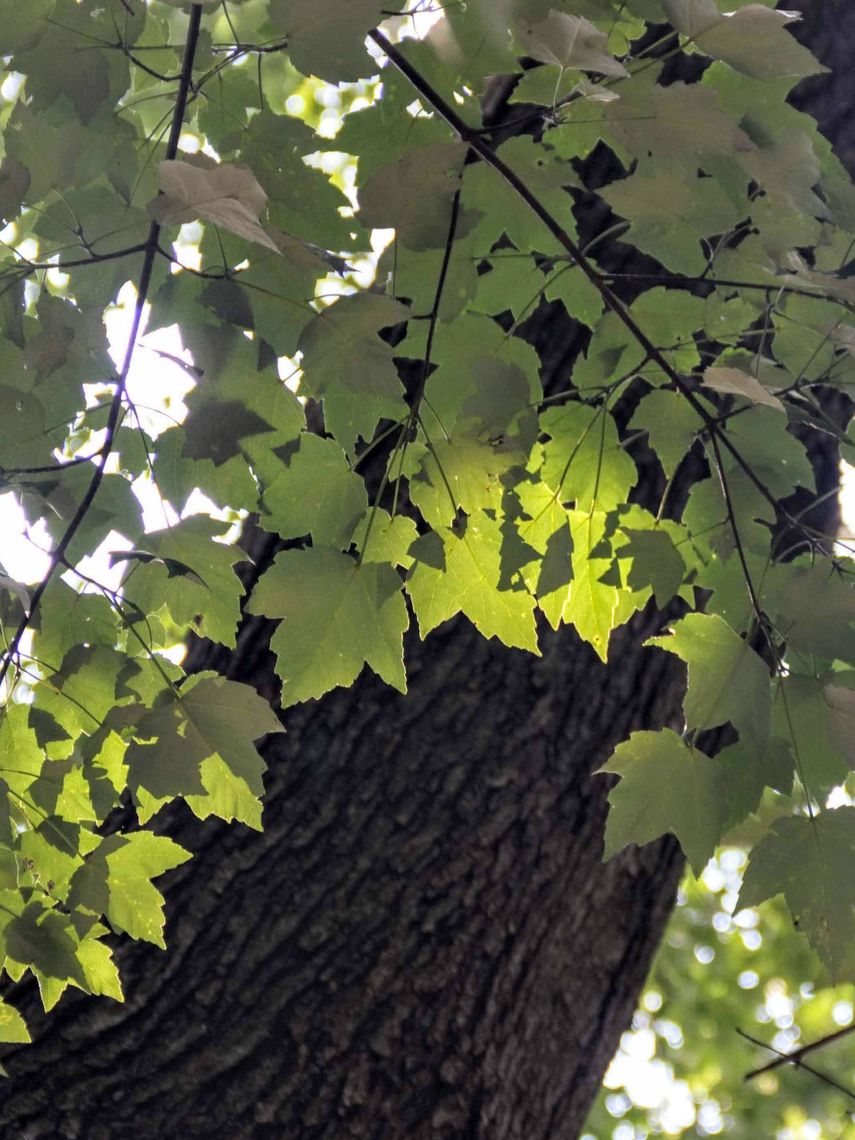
[[743, 1021, 855, 1080], [361, 185, 463, 563], [599, 270, 832, 304], [738, 1027, 855, 1103], [0, 4, 204, 693], [3, 242, 149, 276], [708, 432, 770, 647], [412, 187, 462, 418], [368, 28, 788, 523]]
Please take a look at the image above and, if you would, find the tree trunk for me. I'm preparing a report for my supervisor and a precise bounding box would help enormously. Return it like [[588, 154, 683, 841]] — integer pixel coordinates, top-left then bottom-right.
[[0, 577, 684, 1139], [0, 6, 849, 1139]]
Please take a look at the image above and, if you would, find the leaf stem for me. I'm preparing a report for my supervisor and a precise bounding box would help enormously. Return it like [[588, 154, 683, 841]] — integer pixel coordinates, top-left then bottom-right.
[[368, 28, 787, 523], [0, 4, 204, 694]]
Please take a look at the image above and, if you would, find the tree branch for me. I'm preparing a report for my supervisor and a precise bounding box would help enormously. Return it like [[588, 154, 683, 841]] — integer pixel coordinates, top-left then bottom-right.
[[367, 28, 788, 522], [739, 1027, 855, 1103], [2, 242, 150, 277], [0, 3, 204, 693], [743, 1021, 855, 1080]]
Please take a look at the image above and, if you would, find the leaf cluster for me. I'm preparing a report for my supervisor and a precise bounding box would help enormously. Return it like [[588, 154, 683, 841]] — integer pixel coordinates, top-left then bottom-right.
[[0, 0, 854, 1049]]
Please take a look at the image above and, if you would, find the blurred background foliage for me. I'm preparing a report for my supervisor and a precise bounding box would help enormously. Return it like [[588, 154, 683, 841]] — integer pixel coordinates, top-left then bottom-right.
[[585, 852, 855, 1139]]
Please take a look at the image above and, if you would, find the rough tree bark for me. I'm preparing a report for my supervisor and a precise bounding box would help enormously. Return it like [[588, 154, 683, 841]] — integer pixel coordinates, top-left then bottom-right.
[[0, 6, 849, 1138], [0, 571, 685, 1140]]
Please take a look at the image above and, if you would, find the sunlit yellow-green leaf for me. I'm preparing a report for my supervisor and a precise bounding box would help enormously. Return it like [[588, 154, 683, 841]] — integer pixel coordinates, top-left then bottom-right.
[[248, 548, 408, 703]]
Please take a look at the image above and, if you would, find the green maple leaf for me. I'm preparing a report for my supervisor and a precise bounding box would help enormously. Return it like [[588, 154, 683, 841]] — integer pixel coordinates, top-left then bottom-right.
[[0, 703, 48, 822], [352, 509, 418, 568], [718, 736, 794, 830], [762, 560, 855, 667], [35, 645, 130, 742], [415, 0, 517, 84], [181, 400, 276, 465], [380, 232, 479, 325], [0, 997, 29, 1044], [152, 428, 262, 517], [75, 935, 123, 1003], [661, 0, 723, 39], [358, 141, 468, 250], [261, 433, 367, 549], [515, 480, 574, 629], [405, 437, 522, 530], [270, 0, 386, 80], [617, 527, 686, 609], [542, 265, 604, 331], [248, 547, 408, 704], [602, 728, 727, 875], [407, 513, 539, 653], [175, 324, 305, 479], [297, 293, 410, 455], [15, 25, 130, 125], [515, 11, 628, 77], [236, 110, 354, 249], [26, 920, 123, 1013], [126, 675, 282, 828], [603, 77, 747, 167], [603, 169, 742, 275], [41, 469, 144, 564], [119, 517, 248, 648], [18, 818, 95, 901], [694, 8, 826, 79], [68, 832, 191, 948], [516, 478, 572, 556], [465, 135, 581, 254], [423, 323, 539, 442], [739, 809, 855, 980], [771, 675, 852, 798], [0, 385, 51, 469], [739, 129, 829, 223], [535, 523, 574, 632], [4, 904, 87, 990], [563, 510, 640, 662], [648, 613, 771, 749], [540, 403, 636, 512]]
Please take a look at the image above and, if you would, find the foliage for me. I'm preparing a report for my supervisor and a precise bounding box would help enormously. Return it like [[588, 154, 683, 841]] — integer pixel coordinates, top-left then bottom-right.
[[586, 853, 855, 1138], [0, 0, 854, 1085]]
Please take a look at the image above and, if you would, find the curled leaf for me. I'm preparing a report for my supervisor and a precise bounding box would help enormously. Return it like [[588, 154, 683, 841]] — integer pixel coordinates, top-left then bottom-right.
[[702, 365, 784, 411], [150, 160, 279, 252]]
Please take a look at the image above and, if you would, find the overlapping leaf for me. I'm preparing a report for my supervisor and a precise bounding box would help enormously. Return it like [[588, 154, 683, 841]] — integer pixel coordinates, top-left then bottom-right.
[[126, 675, 282, 828], [739, 809, 855, 980], [151, 160, 279, 251], [649, 613, 772, 748], [248, 548, 408, 703], [1, 0, 854, 1039], [602, 729, 727, 875], [407, 514, 539, 653]]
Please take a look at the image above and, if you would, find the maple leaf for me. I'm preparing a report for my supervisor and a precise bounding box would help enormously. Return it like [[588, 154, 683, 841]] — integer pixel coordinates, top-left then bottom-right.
[[516, 11, 628, 77], [602, 728, 727, 876], [740, 809, 855, 980], [702, 365, 784, 412], [150, 159, 279, 251], [248, 548, 408, 704]]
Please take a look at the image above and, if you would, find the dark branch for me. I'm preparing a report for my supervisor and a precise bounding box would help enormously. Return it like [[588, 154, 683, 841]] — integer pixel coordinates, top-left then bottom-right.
[[743, 1021, 855, 1080], [367, 28, 790, 524], [738, 1027, 855, 1104], [0, 4, 204, 692]]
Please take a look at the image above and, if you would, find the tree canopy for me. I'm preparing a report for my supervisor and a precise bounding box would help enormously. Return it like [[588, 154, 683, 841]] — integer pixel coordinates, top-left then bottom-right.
[[0, 1, 854, 1108]]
